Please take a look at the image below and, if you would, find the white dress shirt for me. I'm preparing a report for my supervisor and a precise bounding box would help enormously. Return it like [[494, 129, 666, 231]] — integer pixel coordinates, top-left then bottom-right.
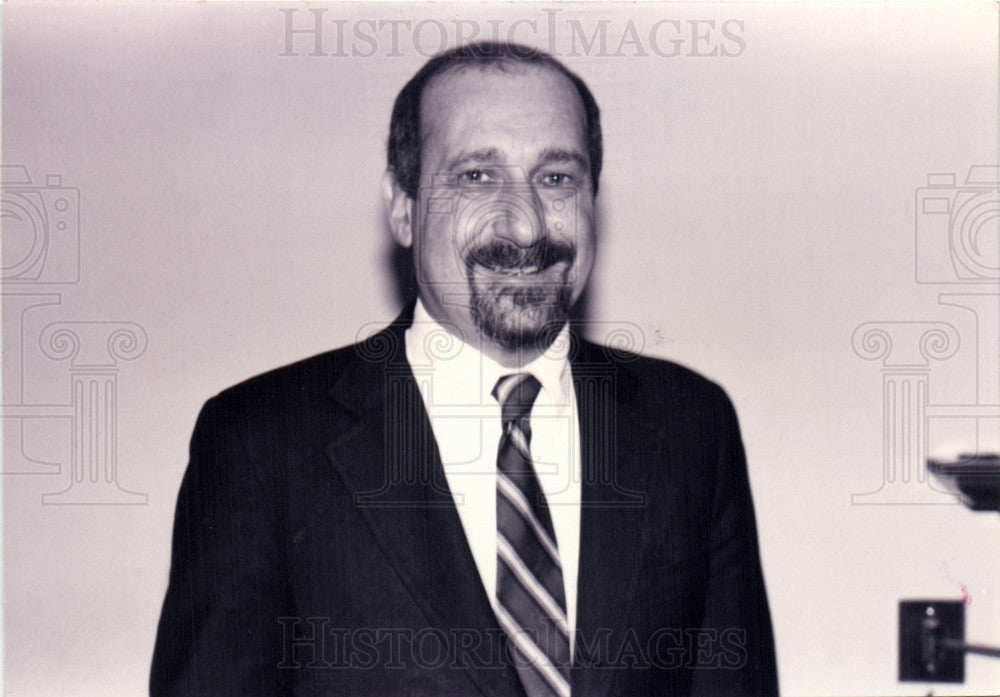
[[404, 299, 582, 646]]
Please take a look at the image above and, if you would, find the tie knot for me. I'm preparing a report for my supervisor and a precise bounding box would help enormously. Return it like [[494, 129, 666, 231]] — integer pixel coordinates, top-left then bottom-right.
[[492, 373, 542, 424]]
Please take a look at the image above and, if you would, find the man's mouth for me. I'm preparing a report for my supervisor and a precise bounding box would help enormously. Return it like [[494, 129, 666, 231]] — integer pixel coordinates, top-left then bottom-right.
[[466, 240, 574, 278], [480, 263, 542, 276]]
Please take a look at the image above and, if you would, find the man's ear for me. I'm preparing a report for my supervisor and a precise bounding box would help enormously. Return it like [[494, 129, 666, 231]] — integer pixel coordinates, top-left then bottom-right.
[[382, 170, 414, 248]]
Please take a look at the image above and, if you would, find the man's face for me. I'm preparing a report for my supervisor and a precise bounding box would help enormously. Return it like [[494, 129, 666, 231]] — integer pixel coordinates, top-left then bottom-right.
[[387, 64, 596, 358]]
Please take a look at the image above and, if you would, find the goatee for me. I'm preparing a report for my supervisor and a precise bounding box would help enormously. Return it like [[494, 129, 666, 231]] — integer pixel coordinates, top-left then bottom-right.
[[465, 239, 575, 351]]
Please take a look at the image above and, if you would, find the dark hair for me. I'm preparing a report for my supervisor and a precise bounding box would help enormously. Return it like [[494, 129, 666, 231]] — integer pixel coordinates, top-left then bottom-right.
[[387, 41, 603, 199]]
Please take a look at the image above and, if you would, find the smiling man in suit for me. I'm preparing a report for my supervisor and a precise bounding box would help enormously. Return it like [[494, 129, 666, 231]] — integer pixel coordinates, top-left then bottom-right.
[[151, 42, 777, 697]]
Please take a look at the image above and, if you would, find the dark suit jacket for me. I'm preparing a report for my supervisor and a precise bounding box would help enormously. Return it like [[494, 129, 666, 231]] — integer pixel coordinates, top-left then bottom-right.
[[151, 310, 777, 696]]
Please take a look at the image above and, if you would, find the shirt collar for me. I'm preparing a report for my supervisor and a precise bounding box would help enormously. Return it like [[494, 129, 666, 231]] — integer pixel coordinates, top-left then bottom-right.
[[405, 298, 572, 408]]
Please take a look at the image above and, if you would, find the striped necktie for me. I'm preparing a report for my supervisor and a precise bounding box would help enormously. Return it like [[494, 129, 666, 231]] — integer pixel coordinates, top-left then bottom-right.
[[492, 373, 571, 697]]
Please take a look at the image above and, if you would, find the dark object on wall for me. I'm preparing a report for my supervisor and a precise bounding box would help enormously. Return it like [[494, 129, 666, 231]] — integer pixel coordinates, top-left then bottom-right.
[[899, 600, 965, 683], [928, 453, 1000, 512]]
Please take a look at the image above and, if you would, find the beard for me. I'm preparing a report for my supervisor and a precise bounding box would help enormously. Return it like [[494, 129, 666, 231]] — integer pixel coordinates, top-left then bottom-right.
[[465, 239, 575, 352]]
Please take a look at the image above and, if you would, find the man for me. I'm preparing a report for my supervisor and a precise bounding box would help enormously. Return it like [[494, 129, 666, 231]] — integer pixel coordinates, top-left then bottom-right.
[[151, 41, 777, 697]]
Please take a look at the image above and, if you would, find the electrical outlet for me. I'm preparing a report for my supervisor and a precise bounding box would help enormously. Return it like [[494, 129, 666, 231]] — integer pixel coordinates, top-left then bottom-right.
[[899, 600, 965, 682]]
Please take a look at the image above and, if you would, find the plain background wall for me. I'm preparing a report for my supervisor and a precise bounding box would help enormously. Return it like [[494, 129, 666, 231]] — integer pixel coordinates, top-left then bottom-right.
[[2, 2, 998, 695]]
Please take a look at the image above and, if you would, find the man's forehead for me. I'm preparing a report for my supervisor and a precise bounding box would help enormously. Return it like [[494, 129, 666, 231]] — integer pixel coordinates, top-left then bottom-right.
[[423, 63, 582, 119], [418, 63, 587, 149]]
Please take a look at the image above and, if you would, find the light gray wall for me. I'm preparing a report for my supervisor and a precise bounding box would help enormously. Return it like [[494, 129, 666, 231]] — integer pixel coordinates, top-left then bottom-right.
[[3, 3, 998, 695]]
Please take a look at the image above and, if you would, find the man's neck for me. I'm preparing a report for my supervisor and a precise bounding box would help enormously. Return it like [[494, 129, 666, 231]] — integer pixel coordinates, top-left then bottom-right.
[[483, 340, 546, 370], [412, 298, 566, 370]]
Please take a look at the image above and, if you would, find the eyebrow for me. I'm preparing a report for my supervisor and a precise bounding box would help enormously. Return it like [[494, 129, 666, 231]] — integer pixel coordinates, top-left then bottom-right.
[[445, 147, 589, 172], [445, 148, 504, 170], [536, 148, 589, 172]]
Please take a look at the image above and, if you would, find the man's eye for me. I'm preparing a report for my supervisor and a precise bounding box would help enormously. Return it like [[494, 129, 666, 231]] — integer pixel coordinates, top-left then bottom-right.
[[539, 172, 573, 187], [458, 170, 495, 185]]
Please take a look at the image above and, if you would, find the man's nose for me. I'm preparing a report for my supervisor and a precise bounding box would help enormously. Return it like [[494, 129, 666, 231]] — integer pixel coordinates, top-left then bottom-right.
[[488, 185, 546, 247]]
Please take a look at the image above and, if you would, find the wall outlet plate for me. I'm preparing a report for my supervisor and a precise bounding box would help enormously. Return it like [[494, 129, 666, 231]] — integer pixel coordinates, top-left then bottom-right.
[[899, 600, 965, 683]]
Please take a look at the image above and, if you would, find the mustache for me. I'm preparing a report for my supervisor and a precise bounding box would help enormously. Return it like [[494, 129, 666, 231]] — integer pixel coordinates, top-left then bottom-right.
[[464, 239, 575, 271]]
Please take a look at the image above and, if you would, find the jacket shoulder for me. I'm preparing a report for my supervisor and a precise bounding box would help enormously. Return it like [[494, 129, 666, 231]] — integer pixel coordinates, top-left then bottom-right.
[[208, 342, 361, 409], [575, 337, 732, 410]]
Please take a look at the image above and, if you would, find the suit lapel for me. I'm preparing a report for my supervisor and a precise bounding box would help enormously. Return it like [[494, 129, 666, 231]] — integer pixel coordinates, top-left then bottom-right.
[[570, 339, 657, 696], [323, 313, 520, 697]]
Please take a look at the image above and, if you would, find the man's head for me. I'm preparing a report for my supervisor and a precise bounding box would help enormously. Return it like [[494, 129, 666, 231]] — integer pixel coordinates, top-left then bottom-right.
[[383, 42, 603, 366]]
